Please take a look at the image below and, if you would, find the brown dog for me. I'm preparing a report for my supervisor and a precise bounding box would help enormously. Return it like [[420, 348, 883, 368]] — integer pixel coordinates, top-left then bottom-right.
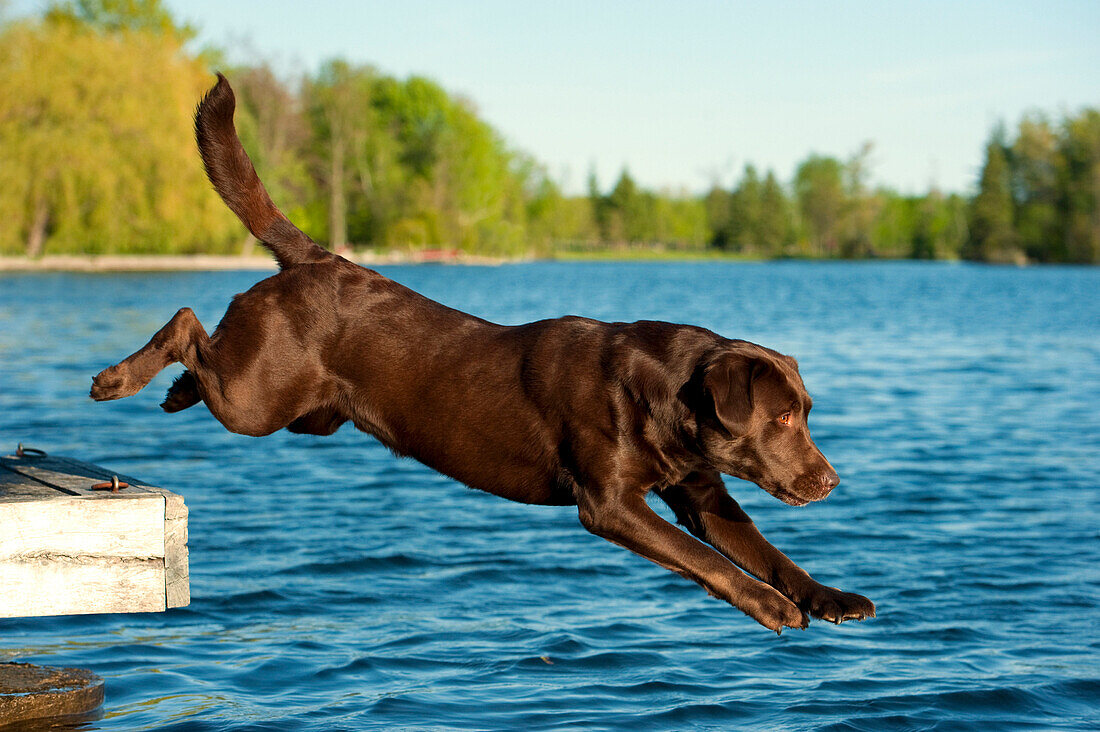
[[92, 74, 874, 633]]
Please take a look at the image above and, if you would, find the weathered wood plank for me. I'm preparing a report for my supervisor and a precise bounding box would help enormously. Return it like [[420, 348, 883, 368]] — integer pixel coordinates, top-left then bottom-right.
[[147, 487, 190, 609], [0, 452, 189, 617], [0, 494, 164, 559], [0, 454, 158, 498], [0, 471, 61, 502], [0, 557, 165, 616]]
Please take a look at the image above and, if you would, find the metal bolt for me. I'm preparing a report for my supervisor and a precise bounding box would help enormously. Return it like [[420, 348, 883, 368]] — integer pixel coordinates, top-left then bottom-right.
[[90, 476, 128, 493]]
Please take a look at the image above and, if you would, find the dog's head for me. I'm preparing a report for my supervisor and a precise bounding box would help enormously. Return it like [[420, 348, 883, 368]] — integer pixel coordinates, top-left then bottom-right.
[[694, 345, 838, 506]]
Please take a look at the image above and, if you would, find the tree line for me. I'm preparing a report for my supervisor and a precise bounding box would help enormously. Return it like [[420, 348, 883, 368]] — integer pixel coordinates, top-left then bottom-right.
[[1, 1, 1098, 263]]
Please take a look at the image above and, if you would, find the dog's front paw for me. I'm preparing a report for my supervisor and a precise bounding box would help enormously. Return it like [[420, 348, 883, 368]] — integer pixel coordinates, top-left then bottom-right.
[[744, 585, 810, 634], [797, 582, 876, 624], [90, 364, 137, 401]]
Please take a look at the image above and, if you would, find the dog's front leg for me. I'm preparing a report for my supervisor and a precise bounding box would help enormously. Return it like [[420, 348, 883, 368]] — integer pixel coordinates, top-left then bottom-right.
[[575, 484, 808, 633], [656, 471, 875, 625]]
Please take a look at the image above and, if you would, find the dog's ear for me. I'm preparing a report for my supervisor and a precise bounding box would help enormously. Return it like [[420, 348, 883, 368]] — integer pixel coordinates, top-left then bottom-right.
[[703, 353, 768, 437]]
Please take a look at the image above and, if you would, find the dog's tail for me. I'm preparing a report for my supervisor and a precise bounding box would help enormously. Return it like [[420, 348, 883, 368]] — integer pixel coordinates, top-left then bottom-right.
[[195, 73, 331, 269]]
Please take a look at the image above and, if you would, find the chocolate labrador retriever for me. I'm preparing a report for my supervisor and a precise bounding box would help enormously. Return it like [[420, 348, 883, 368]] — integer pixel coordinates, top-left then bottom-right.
[[92, 74, 874, 633]]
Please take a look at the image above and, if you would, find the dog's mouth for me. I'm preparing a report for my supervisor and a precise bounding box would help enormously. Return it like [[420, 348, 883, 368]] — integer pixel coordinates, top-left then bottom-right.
[[766, 484, 822, 507], [773, 486, 810, 506]]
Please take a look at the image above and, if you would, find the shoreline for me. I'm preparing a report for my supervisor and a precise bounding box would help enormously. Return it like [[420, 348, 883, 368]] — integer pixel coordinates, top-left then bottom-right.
[[0, 253, 1042, 273], [0, 252, 523, 272], [0, 251, 762, 272]]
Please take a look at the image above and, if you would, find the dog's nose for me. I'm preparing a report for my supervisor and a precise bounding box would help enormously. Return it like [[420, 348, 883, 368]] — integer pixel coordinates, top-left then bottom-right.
[[821, 470, 840, 490]]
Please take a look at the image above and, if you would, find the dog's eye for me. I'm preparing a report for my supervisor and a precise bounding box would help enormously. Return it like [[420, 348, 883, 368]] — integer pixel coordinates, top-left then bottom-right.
[[778, 412, 792, 426]]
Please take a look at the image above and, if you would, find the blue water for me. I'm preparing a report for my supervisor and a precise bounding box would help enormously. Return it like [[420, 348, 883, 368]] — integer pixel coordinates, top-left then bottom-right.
[[1, 261, 1098, 731]]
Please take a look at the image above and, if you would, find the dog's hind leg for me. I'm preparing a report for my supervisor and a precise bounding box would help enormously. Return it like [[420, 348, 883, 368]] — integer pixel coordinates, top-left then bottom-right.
[[161, 370, 201, 412], [91, 308, 210, 402]]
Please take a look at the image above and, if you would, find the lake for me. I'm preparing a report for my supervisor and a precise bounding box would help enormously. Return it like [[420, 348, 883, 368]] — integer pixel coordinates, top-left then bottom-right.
[[1, 261, 1098, 730]]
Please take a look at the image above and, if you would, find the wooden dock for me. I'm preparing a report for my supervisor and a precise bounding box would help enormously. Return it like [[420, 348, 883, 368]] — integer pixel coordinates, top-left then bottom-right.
[[0, 449, 189, 618]]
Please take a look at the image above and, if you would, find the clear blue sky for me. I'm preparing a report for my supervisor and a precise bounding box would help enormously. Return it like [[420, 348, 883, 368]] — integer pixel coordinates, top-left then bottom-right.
[[16, 0, 1100, 195]]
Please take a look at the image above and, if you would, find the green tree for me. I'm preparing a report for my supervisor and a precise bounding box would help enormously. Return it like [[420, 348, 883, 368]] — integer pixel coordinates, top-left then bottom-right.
[[965, 133, 1019, 262], [794, 154, 845, 256], [0, 14, 237, 256], [443, 98, 528, 253], [587, 167, 611, 242], [306, 60, 383, 249], [703, 183, 732, 249], [44, 0, 193, 39], [1012, 114, 1062, 261], [232, 63, 315, 254], [907, 189, 968, 260], [1059, 109, 1100, 263], [871, 191, 916, 258], [607, 168, 648, 242], [910, 191, 941, 259], [839, 143, 877, 258], [941, 194, 970, 259], [519, 160, 595, 252], [727, 164, 762, 253], [758, 170, 792, 255], [655, 194, 708, 249], [353, 74, 528, 253]]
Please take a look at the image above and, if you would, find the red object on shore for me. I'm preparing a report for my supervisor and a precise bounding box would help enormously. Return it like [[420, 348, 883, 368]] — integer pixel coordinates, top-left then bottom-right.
[[415, 248, 460, 263]]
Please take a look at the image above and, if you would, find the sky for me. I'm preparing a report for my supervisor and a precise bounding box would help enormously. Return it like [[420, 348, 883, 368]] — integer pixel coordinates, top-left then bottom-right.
[[15, 0, 1100, 195]]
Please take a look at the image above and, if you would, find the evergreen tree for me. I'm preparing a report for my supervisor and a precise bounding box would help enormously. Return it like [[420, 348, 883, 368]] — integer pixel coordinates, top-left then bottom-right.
[[794, 155, 845, 256], [1059, 110, 1100, 263], [703, 184, 732, 249], [1012, 114, 1062, 262], [727, 165, 762, 253], [965, 136, 1018, 262], [758, 171, 792, 255], [587, 167, 610, 242]]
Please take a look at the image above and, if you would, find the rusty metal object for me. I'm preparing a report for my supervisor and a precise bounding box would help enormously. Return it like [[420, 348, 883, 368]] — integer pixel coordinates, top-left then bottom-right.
[[0, 662, 104, 725], [90, 475, 128, 493]]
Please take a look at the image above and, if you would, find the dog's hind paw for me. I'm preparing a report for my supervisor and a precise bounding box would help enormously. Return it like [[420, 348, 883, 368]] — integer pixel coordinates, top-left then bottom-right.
[[161, 371, 201, 412], [90, 364, 139, 401]]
